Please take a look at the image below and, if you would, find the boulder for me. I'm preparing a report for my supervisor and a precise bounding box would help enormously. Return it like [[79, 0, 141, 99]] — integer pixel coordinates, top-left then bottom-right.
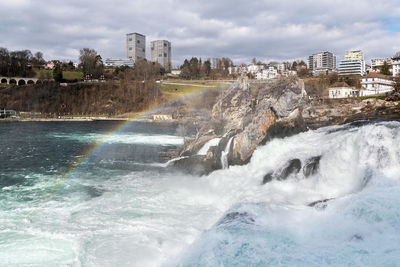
[[211, 82, 252, 132]]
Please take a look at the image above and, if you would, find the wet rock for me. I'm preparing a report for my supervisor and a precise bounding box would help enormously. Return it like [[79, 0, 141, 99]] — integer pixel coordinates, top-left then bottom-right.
[[351, 234, 364, 241], [170, 155, 217, 176], [277, 159, 301, 180], [180, 135, 220, 157], [308, 198, 333, 210], [85, 186, 105, 198], [219, 211, 255, 225], [231, 78, 306, 164], [303, 156, 321, 177], [262, 172, 273, 185]]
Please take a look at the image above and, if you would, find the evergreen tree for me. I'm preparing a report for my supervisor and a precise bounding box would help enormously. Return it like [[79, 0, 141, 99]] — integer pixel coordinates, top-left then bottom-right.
[[53, 63, 63, 82], [381, 61, 391, 76]]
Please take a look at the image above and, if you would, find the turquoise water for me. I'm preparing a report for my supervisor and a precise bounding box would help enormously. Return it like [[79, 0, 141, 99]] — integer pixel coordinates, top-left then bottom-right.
[[1, 120, 400, 266]]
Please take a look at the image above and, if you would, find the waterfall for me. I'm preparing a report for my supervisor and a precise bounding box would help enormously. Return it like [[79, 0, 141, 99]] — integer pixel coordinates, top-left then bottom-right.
[[221, 137, 233, 169], [197, 138, 221, 155]]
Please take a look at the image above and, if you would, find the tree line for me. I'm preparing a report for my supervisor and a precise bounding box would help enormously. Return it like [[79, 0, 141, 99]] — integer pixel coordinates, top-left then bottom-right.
[[0, 81, 162, 115], [179, 57, 233, 80], [0, 48, 45, 77]]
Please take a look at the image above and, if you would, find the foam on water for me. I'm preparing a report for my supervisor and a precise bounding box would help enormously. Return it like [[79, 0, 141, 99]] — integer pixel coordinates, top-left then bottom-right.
[[1, 120, 400, 266], [52, 132, 184, 146], [197, 138, 221, 155]]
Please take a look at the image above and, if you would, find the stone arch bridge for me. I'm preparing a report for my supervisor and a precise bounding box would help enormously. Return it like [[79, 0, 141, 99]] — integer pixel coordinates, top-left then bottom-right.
[[0, 77, 53, 86]]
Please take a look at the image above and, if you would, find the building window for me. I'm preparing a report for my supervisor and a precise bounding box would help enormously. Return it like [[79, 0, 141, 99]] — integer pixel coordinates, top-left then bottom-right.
[[142, 49, 145, 52], [159, 54, 162, 57], [129, 47, 132, 50], [137, 40, 140, 44], [164, 53, 167, 57], [164, 43, 167, 47], [129, 38, 132, 41]]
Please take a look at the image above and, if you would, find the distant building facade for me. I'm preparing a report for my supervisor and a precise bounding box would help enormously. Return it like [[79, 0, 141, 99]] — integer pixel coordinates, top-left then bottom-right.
[[150, 40, 171, 70], [392, 52, 400, 77], [370, 58, 392, 74], [126, 33, 146, 61], [256, 66, 278, 80], [328, 82, 359, 98], [104, 58, 134, 68], [308, 51, 336, 75], [338, 50, 366, 76], [360, 73, 394, 96]]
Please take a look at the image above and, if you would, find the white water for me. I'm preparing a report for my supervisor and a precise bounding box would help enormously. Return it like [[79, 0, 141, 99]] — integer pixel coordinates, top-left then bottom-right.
[[2, 121, 400, 266], [221, 136, 234, 169], [52, 132, 184, 146], [197, 138, 221, 155]]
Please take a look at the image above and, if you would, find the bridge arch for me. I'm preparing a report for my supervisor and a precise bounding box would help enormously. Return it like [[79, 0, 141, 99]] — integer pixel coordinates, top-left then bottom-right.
[[1, 78, 7, 84], [18, 79, 26, 86], [27, 80, 35, 84], [9, 79, 17, 85]]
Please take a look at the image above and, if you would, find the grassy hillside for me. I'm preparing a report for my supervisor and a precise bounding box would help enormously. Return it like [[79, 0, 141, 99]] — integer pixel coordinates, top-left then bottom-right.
[[157, 81, 230, 102], [35, 69, 83, 80]]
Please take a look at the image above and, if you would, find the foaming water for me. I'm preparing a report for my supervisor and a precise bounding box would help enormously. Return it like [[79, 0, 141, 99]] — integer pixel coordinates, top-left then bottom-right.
[[52, 132, 184, 146], [1, 120, 400, 266]]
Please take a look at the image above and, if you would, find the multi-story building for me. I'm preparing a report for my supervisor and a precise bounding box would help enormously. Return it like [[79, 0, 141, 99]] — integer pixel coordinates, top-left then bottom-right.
[[338, 50, 365, 76], [392, 52, 400, 77], [256, 66, 278, 80], [371, 58, 392, 74], [308, 51, 336, 75], [104, 58, 134, 68], [247, 64, 265, 74], [126, 33, 146, 61], [360, 73, 394, 96], [150, 40, 171, 70]]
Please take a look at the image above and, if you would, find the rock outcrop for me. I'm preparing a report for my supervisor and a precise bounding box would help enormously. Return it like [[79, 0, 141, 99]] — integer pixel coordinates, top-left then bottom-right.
[[211, 81, 253, 132], [172, 77, 400, 176]]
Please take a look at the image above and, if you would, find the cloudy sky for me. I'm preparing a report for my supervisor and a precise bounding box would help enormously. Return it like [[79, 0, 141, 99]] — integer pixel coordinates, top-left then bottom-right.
[[1, 0, 400, 67]]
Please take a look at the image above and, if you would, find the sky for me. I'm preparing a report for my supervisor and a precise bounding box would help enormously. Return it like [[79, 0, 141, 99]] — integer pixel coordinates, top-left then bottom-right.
[[1, 0, 400, 67]]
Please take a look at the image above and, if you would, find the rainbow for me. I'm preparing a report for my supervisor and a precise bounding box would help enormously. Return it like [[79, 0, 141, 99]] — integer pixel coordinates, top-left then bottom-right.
[[38, 83, 231, 204]]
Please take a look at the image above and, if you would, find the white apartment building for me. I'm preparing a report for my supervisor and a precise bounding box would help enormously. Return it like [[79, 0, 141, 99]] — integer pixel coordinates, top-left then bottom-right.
[[126, 33, 146, 61], [392, 52, 400, 77], [328, 82, 359, 98], [228, 65, 247, 75], [104, 58, 134, 68], [247, 64, 265, 74], [371, 58, 392, 73], [360, 73, 394, 96], [338, 50, 366, 76], [256, 67, 278, 80], [150, 40, 171, 70], [308, 51, 336, 75]]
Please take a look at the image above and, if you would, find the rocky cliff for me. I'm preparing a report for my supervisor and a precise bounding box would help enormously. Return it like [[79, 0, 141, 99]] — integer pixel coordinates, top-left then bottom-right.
[[171, 77, 400, 175]]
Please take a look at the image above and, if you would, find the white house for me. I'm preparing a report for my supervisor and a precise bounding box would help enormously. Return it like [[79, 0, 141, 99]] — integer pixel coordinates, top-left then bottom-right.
[[104, 58, 134, 68], [256, 66, 278, 80], [328, 82, 359, 98], [171, 69, 181, 76], [228, 65, 247, 75], [392, 52, 400, 77], [247, 64, 265, 74], [360, 73, 394, 96]]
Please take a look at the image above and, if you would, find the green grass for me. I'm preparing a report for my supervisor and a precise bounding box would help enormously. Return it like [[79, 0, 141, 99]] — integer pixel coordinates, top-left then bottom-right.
[[157, 81, 230, 102], [34, 69, 83, 80]]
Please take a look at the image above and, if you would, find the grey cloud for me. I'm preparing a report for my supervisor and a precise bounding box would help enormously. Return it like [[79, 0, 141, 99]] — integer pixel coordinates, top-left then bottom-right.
[[0, 0, 399, 66]]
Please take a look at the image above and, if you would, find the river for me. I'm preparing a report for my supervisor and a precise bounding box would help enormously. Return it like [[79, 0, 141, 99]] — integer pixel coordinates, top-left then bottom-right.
[[0, 120, 399, 266]]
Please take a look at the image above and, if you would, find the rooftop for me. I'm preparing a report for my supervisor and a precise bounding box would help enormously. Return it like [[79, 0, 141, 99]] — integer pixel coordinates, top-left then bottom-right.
[[331, 82, 350, 88], [126, 32, 145, 37], [364, 73, 392, 79]]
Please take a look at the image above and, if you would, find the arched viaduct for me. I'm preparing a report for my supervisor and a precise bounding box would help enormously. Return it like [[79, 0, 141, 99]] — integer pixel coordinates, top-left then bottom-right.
[[0, 77, 53, 86]]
